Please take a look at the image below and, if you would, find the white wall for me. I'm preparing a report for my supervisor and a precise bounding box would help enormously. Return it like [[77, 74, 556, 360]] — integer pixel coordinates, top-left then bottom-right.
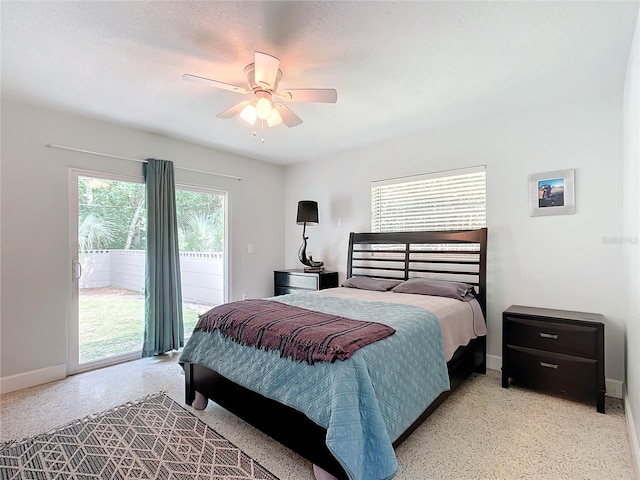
[[285, 93, 626, 392], [623, 9, 640, 475], [0, 98, 285, 384]]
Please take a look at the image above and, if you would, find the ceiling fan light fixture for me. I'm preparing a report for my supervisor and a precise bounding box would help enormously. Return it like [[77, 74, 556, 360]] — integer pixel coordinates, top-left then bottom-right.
[[255, 97, 274, 120], [267, 109, 283, 127], [240, 103, 257, 125]]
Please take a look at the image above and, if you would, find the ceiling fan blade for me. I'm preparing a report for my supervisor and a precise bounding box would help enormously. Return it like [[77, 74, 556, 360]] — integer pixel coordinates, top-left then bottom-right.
[[182, 74, 249, 94], [274, 103, 303, 127], [216, 101, 251, 119], [278, 88, 338, 103], [254, 52, 281, 89]]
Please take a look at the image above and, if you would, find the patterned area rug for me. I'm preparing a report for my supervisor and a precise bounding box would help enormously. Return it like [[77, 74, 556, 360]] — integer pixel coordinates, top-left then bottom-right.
[[0, 393, 279, 479]]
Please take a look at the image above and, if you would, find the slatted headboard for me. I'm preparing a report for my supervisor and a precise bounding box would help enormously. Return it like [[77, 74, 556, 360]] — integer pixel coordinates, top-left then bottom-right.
[[346, 229, 488, 315]]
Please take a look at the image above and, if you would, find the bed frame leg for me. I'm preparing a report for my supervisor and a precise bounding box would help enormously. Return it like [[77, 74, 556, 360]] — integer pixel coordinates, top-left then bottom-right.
[[184, 362, 195, 406], [475, 359, 487, 375], [474, 336, 487, 374]]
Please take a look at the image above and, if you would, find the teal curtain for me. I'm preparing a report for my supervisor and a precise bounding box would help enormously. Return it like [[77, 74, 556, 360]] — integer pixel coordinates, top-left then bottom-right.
[[142, 159, 184, 356]]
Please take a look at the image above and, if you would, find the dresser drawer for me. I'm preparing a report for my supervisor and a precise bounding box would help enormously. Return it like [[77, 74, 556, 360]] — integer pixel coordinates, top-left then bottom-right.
[[274, 272, 318, 290], [504, 315, 598, 359], [273, 270, 339, 296], [275, 286, 299, 296], [505, 345, 597, 394]]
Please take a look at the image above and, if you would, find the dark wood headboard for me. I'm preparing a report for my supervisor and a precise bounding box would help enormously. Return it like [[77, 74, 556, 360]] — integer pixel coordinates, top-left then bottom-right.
[[346, 229, 488, 315]]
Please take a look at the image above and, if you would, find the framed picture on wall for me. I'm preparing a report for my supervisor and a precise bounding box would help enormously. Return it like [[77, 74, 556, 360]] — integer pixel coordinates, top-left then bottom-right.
[[528, 169, 575, 216]]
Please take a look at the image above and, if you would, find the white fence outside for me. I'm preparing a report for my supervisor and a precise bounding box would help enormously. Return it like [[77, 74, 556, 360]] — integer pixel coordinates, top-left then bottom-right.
[[79, 250, 224, 305]]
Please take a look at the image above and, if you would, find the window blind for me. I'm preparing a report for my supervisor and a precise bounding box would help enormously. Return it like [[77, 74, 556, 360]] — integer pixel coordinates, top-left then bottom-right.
[[371, 166, 486, 232]]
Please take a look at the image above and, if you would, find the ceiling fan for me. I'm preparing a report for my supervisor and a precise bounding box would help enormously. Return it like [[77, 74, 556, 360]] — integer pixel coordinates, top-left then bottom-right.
[[183, 51, 337, 129]]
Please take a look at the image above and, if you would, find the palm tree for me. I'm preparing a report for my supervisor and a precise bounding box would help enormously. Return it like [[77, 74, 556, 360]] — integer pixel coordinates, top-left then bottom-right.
[[179, 212, 222, 252], [79, 212, 115, 252]]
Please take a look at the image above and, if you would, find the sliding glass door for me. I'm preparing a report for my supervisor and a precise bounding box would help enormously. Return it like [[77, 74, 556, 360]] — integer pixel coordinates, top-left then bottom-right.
[[69, 171, 147, 373], [175, 185, 227, 338], [69, 170, 227, 374]]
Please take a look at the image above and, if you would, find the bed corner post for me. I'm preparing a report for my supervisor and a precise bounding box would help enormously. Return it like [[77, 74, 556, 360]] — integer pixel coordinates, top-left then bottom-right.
[[184, 362, 195, 406], [475, 336, 487, 375], [346, 232, 355, 279], [476, 228, 488, 375]]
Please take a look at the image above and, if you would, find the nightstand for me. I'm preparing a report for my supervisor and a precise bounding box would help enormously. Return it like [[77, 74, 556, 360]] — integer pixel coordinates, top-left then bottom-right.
[[502, 305, 605, 413], [273, 269, 339, 296]]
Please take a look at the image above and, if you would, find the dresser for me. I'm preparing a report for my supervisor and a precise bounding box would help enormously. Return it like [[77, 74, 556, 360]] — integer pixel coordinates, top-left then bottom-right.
[[273, 269, 339, 296], [502, 305, 605, 413]]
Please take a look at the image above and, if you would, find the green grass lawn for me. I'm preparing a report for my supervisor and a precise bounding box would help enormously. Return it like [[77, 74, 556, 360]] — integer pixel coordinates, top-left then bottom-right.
[[79, 288, 212, 364]]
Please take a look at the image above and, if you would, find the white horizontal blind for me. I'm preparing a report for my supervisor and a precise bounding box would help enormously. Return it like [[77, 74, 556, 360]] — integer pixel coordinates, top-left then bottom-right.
[[371, 166, 486, 232]]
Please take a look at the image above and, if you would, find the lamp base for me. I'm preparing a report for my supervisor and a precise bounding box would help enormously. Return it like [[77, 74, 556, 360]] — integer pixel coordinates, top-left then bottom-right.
[[303, 266, 325, 273]]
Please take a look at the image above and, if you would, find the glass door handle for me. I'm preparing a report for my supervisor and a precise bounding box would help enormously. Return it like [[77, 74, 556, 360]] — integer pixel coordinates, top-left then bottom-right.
[[73, 261, 82, 280]]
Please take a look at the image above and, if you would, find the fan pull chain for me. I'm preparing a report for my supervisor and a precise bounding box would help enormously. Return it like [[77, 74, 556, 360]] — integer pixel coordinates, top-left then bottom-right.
[[250, 121, 267, 143]]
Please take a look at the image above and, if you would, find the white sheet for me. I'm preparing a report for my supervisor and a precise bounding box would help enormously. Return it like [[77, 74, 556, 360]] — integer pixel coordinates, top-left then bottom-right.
[[316, 287, 487, 361]]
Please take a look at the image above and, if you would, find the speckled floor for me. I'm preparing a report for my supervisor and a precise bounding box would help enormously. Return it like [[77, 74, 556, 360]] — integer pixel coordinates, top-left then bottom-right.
[[0, 355, 635, 479]]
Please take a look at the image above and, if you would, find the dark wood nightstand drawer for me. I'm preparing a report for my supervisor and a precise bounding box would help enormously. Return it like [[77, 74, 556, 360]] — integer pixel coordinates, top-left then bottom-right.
[[506, 345, 597, 395], [275, 272, 318, 290], [273, 270, 339, 296], [504, 315, 598, 358], [275, 286, 299, 296]]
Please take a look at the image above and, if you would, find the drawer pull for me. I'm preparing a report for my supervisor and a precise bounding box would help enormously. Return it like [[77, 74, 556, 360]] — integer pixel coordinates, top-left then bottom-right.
[[539, 332, 559, 340], [539, 361, 559, 369]]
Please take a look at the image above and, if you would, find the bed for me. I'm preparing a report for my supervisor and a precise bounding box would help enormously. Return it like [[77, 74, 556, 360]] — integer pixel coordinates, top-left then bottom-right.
[[180, 228, 487, 479]]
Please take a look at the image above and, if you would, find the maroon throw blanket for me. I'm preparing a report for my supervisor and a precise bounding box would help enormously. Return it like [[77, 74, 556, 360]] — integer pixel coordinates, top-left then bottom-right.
[[195, 299, 396, 364]]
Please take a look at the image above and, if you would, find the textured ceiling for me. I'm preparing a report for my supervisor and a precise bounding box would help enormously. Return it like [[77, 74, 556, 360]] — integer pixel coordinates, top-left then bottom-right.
[[1, 1, 638, 166]]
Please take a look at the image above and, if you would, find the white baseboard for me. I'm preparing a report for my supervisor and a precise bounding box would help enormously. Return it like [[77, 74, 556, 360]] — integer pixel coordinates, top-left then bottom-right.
[[0, 364, 66, 394], [607, 378, 625, 399], [485, 354, 623, 399], [487, 353, 502, 372], [625, 386, 640, 479]]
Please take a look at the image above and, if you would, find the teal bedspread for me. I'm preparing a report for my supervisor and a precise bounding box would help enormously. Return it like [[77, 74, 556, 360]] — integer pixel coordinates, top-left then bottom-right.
[[179, 293, 449, 480]]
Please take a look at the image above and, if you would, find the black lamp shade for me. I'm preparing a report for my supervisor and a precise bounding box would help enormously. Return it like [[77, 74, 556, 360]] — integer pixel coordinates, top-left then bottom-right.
[[297, 200, 319, 225]]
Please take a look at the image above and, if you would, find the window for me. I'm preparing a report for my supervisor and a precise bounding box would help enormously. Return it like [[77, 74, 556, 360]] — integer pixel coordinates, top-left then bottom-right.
[[371, 166, 486, 232]]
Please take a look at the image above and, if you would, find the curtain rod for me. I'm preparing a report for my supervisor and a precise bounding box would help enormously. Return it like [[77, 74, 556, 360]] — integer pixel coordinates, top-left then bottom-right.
[[45, 143, 242, 181]]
